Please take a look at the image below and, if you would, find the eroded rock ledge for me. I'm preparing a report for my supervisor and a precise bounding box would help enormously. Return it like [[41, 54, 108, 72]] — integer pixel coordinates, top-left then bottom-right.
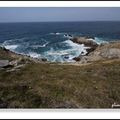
[[80, 41, 120, 63], [70, 36, 120, 63], [70, 36, 98, 56], [0, 47, 47, 71]]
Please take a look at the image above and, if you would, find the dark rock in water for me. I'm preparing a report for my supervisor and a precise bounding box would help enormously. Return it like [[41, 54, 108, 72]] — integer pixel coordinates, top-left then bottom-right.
[[0, 60, 9, 68], [71, 36, 98, 48], [81, 51, 84, 54], [70, 36, 99, 62], [69, 34, 73, 37], [64, 34, 68, 37], [1, 47, 8, 51], [41, 58, 47, 62], [73, 57, 81, 61], [64, 34, 73, 38], [63, 54, 69, 59], [61, 54, 69, 59], [71, 36, 98, 56], [64, 56, 69, 59]]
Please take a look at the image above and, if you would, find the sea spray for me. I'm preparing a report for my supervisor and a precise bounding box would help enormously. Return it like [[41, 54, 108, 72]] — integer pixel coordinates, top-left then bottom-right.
[[4, 45, 19, 51], [1, 22, 119, 62]]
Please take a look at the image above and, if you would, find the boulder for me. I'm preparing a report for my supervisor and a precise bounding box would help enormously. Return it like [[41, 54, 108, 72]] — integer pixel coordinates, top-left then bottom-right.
[[41, 58, 47, 62], [73, 57, 81, 61], [0, 60, 9, 68]]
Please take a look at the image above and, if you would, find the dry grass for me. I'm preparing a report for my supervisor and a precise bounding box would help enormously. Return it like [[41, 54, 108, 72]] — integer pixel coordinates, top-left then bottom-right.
[[0, 47, 120, 108], [0, 60, 120, 108]]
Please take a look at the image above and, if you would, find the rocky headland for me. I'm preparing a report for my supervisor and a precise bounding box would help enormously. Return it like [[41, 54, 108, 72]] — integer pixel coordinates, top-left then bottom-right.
[[70, 36, 120, 63], [0, 38, 120, 108]]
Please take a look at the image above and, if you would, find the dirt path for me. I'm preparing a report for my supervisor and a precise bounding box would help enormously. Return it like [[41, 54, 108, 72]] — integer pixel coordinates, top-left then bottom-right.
[[57, 62, 91, 66]]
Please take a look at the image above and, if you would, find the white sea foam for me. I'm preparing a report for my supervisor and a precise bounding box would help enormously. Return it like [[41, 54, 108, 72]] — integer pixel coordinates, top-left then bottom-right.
[[4, 45, 18, 51], [31, 42, 49, 48], [55, 32, 61, 35], [50, 32, 73, 39], [49, 32, 64, 35], [63, 34, 73, 39], [94, 37, 108, 44], [3, 38, 27, 45], [28, 52, 41, 58], [64, 39, 89, 55], [43, 39, 89, 62], [1, 35, 109, 63], [2, 37, 27, 51]]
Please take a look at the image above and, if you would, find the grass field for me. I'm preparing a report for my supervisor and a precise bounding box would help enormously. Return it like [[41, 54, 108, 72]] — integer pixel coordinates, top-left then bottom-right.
[[0, 57, 120, 108]]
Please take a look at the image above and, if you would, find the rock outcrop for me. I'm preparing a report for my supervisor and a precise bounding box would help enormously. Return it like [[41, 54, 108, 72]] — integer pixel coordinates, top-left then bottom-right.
[[80, 42, 120, 63], [0, 47, 48, 71], [71, 36, 98, 48], [71, 36, 120, 63], [0, 60, 9, 68], [70, 36, 98, 61]]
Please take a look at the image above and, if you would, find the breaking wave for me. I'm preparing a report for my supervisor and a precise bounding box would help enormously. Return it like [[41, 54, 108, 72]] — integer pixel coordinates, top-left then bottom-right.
[[4, 45, 19, 51], [27, 52, 41, 58], [42, 39, 89, 62], [1, 34, 109, 62], [30, 42, 49, 48], [94, 37, 108, 44]]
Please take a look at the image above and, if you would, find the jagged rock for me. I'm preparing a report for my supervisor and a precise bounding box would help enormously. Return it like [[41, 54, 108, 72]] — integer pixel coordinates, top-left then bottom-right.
[[73, 57, 81, 61], [79, 42, 120, 63], [71, 36, 99, 62], [71, 37, 98, 61], [86, 47, 97, 55], [41, 58, 47, 62], [71, 36, 98, 48]]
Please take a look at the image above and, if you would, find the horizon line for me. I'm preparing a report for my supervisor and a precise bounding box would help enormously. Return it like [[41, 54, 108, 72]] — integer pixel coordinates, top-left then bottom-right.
[[0, 20, 120, 23]]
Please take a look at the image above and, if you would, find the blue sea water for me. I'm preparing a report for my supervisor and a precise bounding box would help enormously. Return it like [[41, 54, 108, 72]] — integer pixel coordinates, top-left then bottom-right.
[[0, 21, 120, 62]]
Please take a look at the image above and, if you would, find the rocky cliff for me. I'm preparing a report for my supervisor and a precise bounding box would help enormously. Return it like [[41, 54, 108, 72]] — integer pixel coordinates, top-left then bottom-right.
[[71, 36, 120, 63]]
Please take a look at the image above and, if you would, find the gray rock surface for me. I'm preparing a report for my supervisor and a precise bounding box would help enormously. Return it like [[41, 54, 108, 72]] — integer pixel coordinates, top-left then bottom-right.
[[80, 42, 120, 63], [71, 36, 99, 61], [71, 36, 98, 48], [0, 60, 9, 68]]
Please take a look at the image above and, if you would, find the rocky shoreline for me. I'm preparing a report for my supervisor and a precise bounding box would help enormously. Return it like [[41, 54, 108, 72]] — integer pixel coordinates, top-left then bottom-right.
[[0, 36, 120, 69], [70, 36, 120, 63], [0, 38, 120, 108], [0, 47, 47, 71]]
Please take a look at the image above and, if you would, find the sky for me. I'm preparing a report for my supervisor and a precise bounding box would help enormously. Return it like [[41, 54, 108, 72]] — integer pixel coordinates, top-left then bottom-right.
[[0, 7, 120, 22]]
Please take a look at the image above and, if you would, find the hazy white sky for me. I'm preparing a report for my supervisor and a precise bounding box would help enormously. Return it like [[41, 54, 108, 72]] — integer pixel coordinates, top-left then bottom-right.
[[0, 7, 120, 22]]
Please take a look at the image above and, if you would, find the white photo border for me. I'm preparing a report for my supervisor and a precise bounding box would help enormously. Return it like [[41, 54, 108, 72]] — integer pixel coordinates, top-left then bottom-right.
[[0, 1, 120, 119]]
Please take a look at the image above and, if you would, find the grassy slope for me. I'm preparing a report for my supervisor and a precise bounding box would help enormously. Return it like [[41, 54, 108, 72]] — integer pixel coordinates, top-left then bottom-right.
[[0, 47, 120, 108]]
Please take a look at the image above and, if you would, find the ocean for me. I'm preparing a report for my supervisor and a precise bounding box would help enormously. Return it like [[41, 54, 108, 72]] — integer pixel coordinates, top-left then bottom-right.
[[0, 21, 120, 62]]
